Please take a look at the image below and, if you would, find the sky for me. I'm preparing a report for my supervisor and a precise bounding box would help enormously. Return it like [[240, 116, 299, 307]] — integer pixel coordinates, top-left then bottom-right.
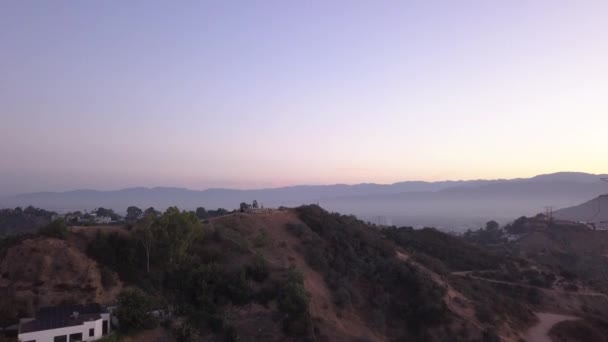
[[1, 1, 607, 195]]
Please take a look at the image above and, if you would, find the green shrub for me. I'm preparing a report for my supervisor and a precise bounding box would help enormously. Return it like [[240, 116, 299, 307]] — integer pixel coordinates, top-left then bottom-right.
[[115, 288, 155, 333], [38, 218, 68, 239], [278, 268, 311, 336], [246, 253, 269, 282], [254, 230, 271, 248]]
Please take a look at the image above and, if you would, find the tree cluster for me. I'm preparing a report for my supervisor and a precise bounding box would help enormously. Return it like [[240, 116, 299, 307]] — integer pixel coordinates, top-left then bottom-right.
[[0, 206, 56, 234]]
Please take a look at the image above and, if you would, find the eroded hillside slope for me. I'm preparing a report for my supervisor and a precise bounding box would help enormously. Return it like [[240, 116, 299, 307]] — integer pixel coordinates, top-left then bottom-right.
[[0, 236, 122, 317]]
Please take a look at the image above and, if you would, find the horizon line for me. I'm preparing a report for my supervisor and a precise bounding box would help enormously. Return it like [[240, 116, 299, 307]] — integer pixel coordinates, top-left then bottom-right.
[[5, 170, 605, 197]]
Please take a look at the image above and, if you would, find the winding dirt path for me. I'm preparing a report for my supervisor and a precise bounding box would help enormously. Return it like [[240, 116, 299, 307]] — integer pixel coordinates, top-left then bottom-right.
[[451, 271, 608, 298], [524, 312, 579, 342]]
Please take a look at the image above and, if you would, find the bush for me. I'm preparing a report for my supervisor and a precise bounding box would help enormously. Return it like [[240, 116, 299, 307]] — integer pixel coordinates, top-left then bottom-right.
[[254, 230, 271, 248], [115, 288, 155, 333], [86, 231, 140, 282], [278, 268, 311, 336], [246, 253, 269, 282], [100, 266, 116, 288], [38, 218, 69, 239]]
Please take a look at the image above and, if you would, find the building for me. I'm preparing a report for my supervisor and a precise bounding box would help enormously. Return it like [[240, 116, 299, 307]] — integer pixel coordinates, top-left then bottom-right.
[[94, 216, 112, 224], [18, 304, 110, 342]]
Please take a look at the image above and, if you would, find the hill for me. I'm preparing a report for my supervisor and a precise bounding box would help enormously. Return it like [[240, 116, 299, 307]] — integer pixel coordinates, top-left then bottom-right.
[[0, 206, 542, 341], [0, 232, 123, 326], [4, 206, 608, 341], [2, 172, 607, 230], [554, 195, 608, 223]]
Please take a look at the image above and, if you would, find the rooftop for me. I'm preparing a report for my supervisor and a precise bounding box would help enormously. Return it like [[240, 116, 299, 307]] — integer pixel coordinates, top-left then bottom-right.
[[20, 303, 107, 334]]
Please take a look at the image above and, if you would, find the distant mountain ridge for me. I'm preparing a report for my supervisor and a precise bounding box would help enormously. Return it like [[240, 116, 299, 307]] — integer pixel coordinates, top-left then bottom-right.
[[1, 172, 607, 230]]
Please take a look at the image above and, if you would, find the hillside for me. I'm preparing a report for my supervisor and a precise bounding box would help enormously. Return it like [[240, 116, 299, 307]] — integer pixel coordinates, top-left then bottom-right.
[[554, 195, 608, 223], [0, 207, 526, 341], [4, 206, 608, 341], [0, 233, 123, 326]]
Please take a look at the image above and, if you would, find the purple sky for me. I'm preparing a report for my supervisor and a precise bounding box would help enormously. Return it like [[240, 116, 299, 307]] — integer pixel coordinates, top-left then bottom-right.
[[1, 1, 607, 195]]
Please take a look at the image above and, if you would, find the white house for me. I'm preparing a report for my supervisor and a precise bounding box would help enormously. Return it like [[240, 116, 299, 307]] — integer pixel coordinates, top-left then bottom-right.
[[18, 304, 110, 342]]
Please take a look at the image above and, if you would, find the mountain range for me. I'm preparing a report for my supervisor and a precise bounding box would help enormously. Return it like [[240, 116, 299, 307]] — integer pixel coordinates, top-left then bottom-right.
[[2, 172, 607, 231]]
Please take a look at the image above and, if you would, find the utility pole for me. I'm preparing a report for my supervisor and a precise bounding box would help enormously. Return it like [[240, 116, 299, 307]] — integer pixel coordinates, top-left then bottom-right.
[[544, 206, 554, 222]]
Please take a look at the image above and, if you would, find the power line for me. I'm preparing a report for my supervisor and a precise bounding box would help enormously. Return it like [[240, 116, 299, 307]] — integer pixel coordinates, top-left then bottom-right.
[[589, 178, 608, 223], [544, 206, 554, 222]]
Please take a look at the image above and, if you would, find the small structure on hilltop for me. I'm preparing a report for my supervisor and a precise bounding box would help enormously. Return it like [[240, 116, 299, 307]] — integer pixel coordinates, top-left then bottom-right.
[[241, 200, 274, 213], [18, 303, 111, 342]]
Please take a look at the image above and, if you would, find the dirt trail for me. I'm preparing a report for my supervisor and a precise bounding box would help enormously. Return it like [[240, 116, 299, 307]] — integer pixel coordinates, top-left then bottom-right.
[[524, 312, 579, 342], [214, 211, 384, 341], [451, 271, 608, 299], [395, 252, 484, 331]]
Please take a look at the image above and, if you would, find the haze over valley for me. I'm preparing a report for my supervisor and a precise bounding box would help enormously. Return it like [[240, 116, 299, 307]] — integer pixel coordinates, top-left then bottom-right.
[[3, 172, 607, 231]]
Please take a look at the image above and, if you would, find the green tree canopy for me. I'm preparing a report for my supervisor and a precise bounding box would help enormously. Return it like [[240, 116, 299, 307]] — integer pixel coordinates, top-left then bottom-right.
[[115, 288, 152, 332], [154, 207, 201, 265], [126, 206, 143, 222], [195, 207, 208, 219], [133, 213, 155, 273], [144, 207, 161, 217], [95, 207, 120, 221]]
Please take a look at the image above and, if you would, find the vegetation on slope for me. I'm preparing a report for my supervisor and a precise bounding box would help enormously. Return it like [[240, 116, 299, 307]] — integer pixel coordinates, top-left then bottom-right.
[[82, 207, 315, 341], [384, 226, 505, 272], [292, 205, 449, 339]]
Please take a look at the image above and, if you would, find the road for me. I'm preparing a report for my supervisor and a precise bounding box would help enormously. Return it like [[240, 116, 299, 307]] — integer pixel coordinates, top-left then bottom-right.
[[524, 312, 579, 342]]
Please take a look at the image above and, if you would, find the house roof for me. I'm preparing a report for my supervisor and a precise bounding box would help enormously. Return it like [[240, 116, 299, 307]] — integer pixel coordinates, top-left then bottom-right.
[[20, 304, 107, 334]]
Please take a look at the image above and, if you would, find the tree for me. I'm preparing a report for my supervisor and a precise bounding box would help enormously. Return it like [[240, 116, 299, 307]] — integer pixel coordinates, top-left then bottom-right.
[[252, 200, 259, 209], [126, 206, 143, 222], [115, 288, 152, 332], [154, 207, 201, 265], [144, 207, 161, 217], [95, 207, 120, 221], [134, 214, 155, 273], [38, 218, 69, 239], [485, 220, 500, 231], [208, 208, 228, 217], [195, 207, 208, 219]]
